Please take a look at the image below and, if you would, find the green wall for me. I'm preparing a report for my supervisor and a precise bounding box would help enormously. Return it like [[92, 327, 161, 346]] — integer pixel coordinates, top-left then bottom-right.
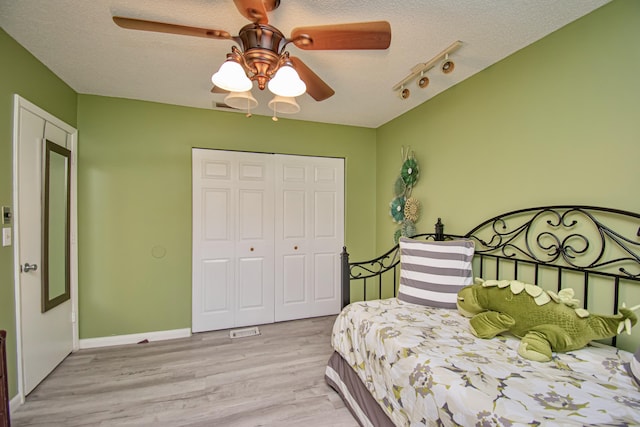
[[376, 0, 640, 248], [76, 96, 377, 338], [2, 0, 639, 404], [0, 28, 77, 398], [376, 0, 640, 351]]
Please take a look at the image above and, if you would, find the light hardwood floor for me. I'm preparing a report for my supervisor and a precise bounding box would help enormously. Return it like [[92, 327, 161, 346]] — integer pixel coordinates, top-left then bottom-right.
[[11, 316, 358, 427]]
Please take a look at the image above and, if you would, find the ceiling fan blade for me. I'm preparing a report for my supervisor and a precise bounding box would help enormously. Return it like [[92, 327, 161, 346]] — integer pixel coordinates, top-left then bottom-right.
[[113, 16, 232, 40], [291, 21, 391, 50], [263, 0, 281, 11], [233, 0, 272, 24], [211, 86, 230, 94], [290, 57, 335, 102]]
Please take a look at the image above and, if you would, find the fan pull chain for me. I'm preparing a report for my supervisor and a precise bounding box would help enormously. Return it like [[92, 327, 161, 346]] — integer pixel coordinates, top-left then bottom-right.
[[272, 104, 278, 121]]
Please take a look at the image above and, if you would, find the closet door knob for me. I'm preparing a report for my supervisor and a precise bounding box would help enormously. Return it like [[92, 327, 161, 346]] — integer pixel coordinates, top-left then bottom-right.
[[250, 247, 254, 252], [294, 246, 298, 250]]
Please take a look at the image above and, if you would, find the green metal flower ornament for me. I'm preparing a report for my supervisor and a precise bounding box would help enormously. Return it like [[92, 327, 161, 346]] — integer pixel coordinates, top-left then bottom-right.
[[393, 229, 402, 244], [393, 176, 406, 197], [401, 157, 419, 187], [389, 196, 405, 223], [402, 219, 417, 238]]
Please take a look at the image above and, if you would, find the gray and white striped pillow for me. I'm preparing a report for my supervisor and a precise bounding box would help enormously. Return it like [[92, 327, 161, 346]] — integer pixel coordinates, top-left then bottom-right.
[[398, 237, 474, 309]]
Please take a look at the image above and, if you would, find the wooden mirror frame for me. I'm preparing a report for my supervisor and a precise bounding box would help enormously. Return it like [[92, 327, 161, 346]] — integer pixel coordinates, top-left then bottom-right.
[[42, 140, 71, 312]]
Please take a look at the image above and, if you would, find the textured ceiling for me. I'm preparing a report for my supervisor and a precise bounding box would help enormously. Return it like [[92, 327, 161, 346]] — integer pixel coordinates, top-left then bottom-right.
[[0, 0, 610, 128]]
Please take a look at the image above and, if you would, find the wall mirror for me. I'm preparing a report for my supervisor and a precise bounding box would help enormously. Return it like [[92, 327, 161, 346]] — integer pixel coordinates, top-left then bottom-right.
[[42, 140, 71, 312]]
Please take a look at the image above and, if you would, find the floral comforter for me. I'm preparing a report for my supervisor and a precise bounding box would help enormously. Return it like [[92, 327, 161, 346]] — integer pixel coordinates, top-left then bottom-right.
[[332, 298, 640, 426]]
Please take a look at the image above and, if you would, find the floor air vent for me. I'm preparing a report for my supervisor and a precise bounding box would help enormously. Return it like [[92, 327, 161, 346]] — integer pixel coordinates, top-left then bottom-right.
[[229, 326, 260, 339]]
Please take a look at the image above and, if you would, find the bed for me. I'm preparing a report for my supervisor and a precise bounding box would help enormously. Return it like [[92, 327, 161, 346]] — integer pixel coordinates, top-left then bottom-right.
[[326, 206, 640, 426]]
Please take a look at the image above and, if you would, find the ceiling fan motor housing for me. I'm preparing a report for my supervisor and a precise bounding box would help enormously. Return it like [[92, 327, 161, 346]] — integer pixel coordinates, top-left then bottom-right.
[[237, 24, 288, 89]]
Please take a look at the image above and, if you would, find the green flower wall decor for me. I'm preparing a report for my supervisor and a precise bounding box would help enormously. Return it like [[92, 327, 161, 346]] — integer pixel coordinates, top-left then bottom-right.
[[390, 196, 406, 223], [389, 148, 421, 243]]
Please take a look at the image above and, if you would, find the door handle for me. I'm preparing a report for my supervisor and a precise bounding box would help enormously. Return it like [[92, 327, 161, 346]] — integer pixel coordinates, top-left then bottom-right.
[[23, 263, 38, 272]]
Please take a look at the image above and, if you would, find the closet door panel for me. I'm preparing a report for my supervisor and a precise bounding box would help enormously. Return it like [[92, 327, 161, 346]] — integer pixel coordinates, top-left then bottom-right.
[[199, 187, 234, 319], [314, 191, 337, 238], [236, 187, 272, 326], [282, 255, 306, 304], [275, 159, 308, 321], [307, 159, 344, 317], [204, 189, 231, 240], [202, 259, 232, 313], [314, 253, 337, 301], [276, 162, 306, 314], [282, 190, 305, 238], [234, 153, 275, 328], [238, 190, 265, 239], [275, 155, 344, 321], [236, 256, 272, 327], [282, 164, 305, 182], [192, 152, 236, 332]]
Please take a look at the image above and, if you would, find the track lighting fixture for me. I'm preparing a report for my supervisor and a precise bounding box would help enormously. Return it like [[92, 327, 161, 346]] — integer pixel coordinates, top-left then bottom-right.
[[393, 41, 462, 99], [418, 73, 429, 89], [441, 54, 455, 74]]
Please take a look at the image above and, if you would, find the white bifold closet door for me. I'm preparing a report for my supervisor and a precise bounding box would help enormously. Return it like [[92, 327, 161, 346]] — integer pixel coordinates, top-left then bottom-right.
[[192, 149, 344, 333], [192, 150, 275, 332], [274, 155, 344, 321]]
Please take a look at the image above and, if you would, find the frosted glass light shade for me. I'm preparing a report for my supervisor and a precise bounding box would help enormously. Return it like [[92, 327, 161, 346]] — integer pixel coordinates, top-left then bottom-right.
[[212, 61, 252, 92], [267, 65, 306, 97], [268, 96, 300, 114], [224, 91, 258, 110]]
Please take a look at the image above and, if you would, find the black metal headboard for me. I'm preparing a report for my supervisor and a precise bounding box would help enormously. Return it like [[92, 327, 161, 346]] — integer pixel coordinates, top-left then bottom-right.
[[341, 206, 640, 346]]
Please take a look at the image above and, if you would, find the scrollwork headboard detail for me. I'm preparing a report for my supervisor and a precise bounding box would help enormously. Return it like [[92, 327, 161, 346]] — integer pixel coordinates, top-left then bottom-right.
[[466, 206, 640, 279]]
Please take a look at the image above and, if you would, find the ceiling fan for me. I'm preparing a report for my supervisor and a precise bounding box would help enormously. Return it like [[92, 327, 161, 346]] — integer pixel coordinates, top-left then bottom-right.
[[113, 0, 391, 104]]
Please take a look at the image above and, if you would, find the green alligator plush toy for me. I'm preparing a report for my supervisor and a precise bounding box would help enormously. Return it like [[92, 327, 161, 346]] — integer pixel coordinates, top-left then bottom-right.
[[457, 278, 639, 362]]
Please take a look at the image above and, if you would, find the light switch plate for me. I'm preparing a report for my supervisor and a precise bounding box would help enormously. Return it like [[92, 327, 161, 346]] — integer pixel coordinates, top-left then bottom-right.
[[2, 228, 11, 247], [1, 206, 11, 225]]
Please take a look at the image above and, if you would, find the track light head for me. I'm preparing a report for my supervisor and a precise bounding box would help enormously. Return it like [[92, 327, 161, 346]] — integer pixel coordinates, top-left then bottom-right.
[[441, 54, 455, 74]]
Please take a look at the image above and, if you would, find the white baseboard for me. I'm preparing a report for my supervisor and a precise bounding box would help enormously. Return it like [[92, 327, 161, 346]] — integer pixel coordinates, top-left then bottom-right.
[[79, 328, 192, 349], [10, 392, 23, 415]]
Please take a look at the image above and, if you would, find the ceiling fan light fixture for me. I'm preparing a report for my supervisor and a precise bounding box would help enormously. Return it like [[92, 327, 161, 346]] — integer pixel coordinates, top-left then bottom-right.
[[212, 59, 253, 92], [268, 96, 300, 114], [267, 65, 306, 97], [224, 91, 259, 110]]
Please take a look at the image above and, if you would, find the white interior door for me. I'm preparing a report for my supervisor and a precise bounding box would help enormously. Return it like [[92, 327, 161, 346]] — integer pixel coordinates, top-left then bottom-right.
[[274, 155, 344, 321], [192, 149, 274, 332], [14, 97, 77, 396]]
